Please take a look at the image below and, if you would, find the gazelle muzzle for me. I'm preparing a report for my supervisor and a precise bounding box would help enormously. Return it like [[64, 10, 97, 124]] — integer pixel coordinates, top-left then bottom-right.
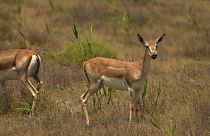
[[151, 54, 157, 59]]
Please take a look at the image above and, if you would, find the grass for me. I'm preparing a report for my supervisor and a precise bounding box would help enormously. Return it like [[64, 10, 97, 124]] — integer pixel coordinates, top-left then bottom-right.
[[0, 0, 210, 135]]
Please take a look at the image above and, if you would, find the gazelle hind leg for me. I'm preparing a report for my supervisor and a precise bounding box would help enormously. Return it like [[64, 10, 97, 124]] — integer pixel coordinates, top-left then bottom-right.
[[81, 89, 88, 101], [33, 74, 43, 93], [81, 81, 102, 103], [19, 74, 38, 114], [80, 89, 90, 125], [81, 82, 103, 125]]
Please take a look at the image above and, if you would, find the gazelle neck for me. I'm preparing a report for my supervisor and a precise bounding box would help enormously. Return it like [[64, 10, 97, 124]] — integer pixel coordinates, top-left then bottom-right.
[[141, 50, 152, 79], [133, 50, 152, 90]]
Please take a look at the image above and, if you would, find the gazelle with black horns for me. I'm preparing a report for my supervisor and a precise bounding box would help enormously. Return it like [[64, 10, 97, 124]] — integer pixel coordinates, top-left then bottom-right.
[[0, 49, 42, 114], [81, 33, 166, 125]]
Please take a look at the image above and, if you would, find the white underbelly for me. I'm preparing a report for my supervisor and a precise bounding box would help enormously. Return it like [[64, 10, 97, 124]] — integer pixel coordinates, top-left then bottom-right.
[[0, 67, 18, 80], [101, 76, 128, 91]]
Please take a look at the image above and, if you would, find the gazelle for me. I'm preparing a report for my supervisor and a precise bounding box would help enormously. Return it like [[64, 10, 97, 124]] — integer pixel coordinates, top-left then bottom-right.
[[0, 49, 42, 114], [81, 33, 166, 125]]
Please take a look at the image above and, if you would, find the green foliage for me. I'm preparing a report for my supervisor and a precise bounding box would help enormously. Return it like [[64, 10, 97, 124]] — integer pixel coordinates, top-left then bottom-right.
[[13, 101, 31, 113], [61, 39, 116, 65], [140, 82, 177, 135], [0, 20, 10, 36], [92, 87, 113, 109], [52, 23, 117, 66], [46, 50, 58, 61]]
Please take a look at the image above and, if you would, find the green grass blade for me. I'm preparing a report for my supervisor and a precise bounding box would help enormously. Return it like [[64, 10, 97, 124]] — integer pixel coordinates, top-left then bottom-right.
[[72, 22, 79, 40]]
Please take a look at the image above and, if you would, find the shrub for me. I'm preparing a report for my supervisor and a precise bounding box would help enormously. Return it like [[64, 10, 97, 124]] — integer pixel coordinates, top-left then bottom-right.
[[47, 23, 117, 66], [60, 40, 117, 66]]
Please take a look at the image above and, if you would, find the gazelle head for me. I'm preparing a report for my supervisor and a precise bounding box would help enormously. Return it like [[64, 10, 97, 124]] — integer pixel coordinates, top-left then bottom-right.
[[137, 33, 166, 59]]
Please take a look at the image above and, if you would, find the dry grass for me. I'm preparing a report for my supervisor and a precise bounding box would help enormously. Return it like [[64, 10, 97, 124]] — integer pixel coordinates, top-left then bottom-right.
[[0, 0, 210, 135]]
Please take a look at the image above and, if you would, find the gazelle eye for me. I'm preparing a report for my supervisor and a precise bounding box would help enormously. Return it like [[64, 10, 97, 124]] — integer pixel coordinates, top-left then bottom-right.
[[155, 44, 158, 48], [146, 46, 149, 49]]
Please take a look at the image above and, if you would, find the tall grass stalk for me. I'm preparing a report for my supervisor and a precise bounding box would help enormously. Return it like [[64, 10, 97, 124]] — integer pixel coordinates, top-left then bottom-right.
[[154, 84, 162, 108], [86, 23, 93, 55], [45, 22, 50, 35], [48, 0, 55, 10], [72, 22, 84, 56], [147, 114, 162, 130], [165, 119, 176, 136], [188, 5, 197, 26], [17, 0, 22, 14], [16, 1, 30, 49], [45, 21, 59, 38]]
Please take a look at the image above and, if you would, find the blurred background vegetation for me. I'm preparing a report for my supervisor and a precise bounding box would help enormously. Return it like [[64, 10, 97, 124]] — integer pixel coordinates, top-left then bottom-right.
[[0, 0, 210, 135]]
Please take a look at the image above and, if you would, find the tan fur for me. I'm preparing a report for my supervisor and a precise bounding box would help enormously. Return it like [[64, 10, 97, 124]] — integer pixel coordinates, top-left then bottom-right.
[[0, 49, 42, 114], [81, 33, 166, 125], [85, 57, 141, 83], [0, 49, 36, 70]]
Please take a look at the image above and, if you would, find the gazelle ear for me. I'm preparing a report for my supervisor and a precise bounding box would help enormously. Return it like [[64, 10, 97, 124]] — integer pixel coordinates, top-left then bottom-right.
[[137, 33, 145, 45], [155, 33, 166, 44]]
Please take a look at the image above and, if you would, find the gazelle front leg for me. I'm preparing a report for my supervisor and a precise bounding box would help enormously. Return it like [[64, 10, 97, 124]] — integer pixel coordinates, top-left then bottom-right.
[[129, 88, 141, 123], [128, 87, 134, 123], [134, 90, 141, 122]]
